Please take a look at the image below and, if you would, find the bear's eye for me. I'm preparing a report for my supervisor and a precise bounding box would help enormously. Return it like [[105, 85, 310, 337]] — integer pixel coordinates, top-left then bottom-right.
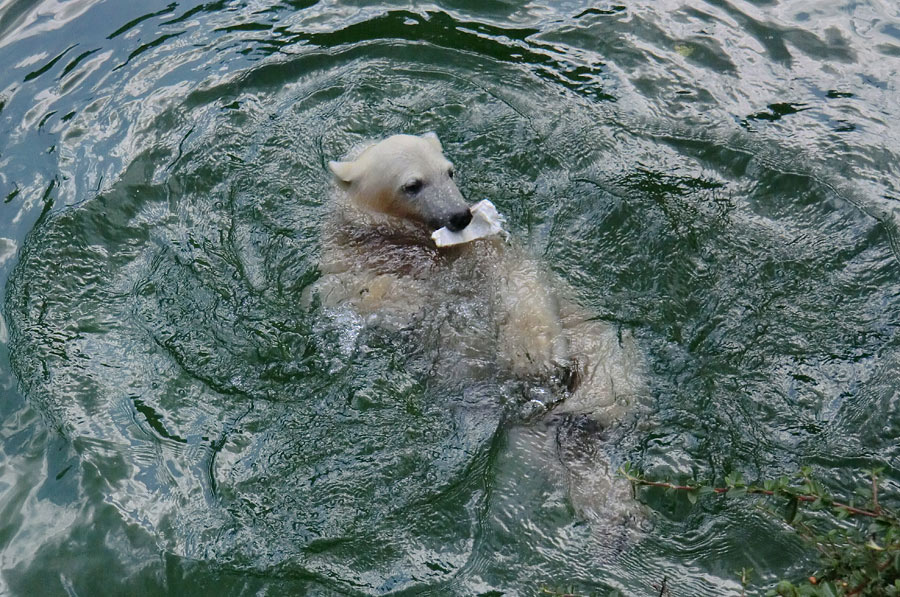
[[447, 167, 454, 179], [402, 179, 423, 195]]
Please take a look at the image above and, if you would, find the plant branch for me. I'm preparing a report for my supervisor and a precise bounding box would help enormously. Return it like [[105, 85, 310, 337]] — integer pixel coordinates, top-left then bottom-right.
[[619, 469, 885, 519], [872, 469, 881, 515]]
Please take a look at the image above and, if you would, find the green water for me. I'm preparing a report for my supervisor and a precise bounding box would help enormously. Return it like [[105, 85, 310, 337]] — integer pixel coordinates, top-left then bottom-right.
[[1, 1, 899, 595]]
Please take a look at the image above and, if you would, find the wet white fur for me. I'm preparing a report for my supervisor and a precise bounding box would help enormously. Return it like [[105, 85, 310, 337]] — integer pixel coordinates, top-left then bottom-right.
[[311, 133, 647, 538]]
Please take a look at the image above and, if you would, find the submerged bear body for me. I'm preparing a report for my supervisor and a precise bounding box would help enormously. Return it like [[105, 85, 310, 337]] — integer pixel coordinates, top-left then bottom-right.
[[310, 133, 647, 541]]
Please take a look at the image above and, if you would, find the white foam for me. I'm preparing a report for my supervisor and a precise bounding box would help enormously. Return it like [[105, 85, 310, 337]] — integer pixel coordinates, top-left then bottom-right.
[[431, 199, 507, 247]]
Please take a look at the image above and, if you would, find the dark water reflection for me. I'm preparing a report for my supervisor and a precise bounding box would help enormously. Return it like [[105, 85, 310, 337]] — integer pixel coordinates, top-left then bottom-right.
[[1, 1, 900, 595]]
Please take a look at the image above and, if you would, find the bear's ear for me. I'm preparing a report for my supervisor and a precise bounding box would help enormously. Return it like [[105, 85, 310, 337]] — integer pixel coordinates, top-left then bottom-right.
[[421, 132, 442, 153], [328, 160, 357, 186]]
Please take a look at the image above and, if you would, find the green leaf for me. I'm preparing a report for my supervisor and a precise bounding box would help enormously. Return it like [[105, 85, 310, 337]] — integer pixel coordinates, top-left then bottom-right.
[[784, 497, 799, 525], [615, 465, 900, 595], [775, 579, 796, 596]]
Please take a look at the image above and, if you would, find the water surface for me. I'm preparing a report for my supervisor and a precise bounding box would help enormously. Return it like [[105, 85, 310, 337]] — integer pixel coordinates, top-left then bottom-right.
[[1, 1, 900, 595]]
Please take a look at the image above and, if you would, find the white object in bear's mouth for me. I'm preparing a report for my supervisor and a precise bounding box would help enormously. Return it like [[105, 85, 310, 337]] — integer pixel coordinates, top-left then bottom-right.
[[431, 199, 507, 247]]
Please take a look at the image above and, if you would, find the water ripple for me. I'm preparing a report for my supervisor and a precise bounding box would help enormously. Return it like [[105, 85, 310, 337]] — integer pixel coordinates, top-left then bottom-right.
[[2, 1, 900, 595]]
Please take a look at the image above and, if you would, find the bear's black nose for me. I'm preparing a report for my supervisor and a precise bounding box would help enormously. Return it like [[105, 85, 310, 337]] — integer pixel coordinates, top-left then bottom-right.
[[447, 209, 473, 232]]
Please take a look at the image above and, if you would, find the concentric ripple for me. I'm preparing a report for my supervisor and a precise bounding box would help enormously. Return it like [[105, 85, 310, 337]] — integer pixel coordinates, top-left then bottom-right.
[[3, 1, 900, 595], [5, 38, 631, 592]]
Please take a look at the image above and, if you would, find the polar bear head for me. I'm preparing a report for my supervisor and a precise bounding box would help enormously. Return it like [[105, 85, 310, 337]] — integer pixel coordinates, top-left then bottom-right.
[[328, 133, 473, 232]]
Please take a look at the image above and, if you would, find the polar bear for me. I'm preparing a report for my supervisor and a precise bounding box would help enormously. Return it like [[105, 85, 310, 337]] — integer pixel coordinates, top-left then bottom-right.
[[312, 133, 647, 540]]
